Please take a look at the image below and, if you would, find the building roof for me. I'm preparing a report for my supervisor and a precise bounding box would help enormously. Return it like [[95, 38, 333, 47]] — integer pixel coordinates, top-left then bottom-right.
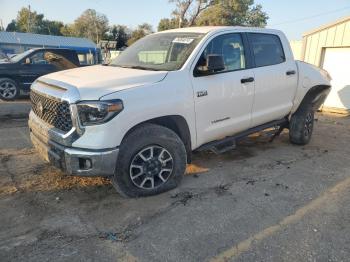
[[303, 15, 350, 36], [0, 31, 96, 48]]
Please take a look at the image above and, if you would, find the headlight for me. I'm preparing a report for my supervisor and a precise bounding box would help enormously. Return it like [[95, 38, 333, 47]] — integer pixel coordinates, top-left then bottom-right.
[[77, 99, 123, 126]]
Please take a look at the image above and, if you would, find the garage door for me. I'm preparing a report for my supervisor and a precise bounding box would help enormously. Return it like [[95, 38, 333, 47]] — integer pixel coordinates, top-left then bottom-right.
[[322, 47, 350, 109]]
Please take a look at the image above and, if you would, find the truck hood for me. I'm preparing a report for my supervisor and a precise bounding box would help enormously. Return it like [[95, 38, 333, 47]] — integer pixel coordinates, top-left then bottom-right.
[[0, 61, 16, 68], [0, 60, 12, 64], [37, 65, 168, 101]]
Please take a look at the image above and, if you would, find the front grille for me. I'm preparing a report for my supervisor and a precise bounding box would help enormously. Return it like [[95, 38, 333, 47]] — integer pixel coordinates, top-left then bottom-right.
[[30, 90, 73, 132]]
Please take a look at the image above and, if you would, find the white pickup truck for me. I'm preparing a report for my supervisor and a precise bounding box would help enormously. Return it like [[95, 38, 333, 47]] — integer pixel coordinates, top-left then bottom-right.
[[29, 27, 331, 197]]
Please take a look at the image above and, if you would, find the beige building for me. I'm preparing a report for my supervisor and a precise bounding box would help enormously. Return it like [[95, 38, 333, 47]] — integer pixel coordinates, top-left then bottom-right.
[[289, 40, 303, 60], [291, 16, 350, 111]]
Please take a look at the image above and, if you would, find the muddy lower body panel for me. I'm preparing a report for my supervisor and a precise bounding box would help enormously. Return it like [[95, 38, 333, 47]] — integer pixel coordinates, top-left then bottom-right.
[[29, 111, 119, 177]]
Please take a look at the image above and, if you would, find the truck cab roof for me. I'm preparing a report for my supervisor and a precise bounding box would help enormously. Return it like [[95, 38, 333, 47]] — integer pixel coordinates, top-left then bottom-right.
[[156, 26, 284, 36]]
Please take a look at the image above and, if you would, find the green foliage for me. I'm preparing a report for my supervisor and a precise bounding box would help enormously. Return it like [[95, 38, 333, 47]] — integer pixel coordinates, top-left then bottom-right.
[[244, 4, 268, 27], [5, 20, 18, 32], [4, 6, 156, 46], [157, 18, 179, 31], [73, 9, 109, 43], [4, 7, 112, 42], [5, 7, 64, 35], [165, 0, 268, 28], [196, 0, 268, 27], [60, 24, 76, 37], [39, 20, 64, 35], [3, 1, 268, 47], [127, 23, 153, 46], [108, 25, 130, 49], [15, 7, 42, 32]]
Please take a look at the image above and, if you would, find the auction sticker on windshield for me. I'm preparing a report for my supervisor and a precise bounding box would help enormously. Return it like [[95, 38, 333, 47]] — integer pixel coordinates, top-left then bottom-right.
[[172, 38, 195, 44]]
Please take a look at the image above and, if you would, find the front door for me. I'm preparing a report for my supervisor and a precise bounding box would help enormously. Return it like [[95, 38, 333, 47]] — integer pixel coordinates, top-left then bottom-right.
[[19, 51, 56, 89], [191, 33, 255, 147]]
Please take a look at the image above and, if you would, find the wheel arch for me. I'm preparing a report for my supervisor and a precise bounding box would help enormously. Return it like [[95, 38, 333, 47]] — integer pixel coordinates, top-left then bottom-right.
[[293, 84, 331, 115], [0, 76, 19, 84], [121, 115, 192, 163]]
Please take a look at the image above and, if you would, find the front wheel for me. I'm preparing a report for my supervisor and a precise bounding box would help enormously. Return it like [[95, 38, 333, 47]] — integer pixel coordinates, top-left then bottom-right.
[[0, 78, 19, 101], [289, 103, 314, 145], [112, 123, 187, 198]]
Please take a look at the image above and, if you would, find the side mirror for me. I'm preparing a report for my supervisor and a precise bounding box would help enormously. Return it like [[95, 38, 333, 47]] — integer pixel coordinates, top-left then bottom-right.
[[195, 54, 225, 76], [24, 58, 31, 64], [207, 54, 225, 72]]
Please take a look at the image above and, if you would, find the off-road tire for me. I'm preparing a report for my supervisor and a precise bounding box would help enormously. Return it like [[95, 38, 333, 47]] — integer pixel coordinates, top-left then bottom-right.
[[289, 103, 314, 145], [112, 123, 187, 198], [0, 78, 20, 101]]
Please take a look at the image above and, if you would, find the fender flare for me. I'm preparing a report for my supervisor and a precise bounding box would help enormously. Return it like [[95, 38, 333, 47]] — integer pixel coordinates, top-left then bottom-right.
[[294, 85, 331, 114], [120, 115, 193, 163]]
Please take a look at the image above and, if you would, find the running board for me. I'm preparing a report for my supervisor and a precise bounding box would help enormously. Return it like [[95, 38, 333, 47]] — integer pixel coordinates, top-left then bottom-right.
[[196, 118, 289, 154]]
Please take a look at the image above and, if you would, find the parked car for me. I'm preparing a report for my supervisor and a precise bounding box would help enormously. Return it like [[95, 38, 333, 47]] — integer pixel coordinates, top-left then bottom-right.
[[28, 27, 331, 197], [0, 48, 80, 100]]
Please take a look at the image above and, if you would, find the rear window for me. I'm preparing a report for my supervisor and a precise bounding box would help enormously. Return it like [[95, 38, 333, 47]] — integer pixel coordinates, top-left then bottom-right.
[[248, 33, 285, 67]]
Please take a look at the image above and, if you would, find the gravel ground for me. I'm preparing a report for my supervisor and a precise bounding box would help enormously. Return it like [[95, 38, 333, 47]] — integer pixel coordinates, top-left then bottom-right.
[[0, 108, 349, 262]]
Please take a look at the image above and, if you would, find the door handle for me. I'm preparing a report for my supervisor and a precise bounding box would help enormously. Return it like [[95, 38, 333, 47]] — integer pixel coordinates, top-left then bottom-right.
[[286, 70, 296, 75], [241, 77, 254, 83]]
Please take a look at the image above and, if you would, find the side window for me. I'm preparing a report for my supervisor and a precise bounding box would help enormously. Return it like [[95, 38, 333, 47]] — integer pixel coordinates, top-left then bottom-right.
[[42, 52, 77, 70], [248, 33, 285, 67], [29, 51, 47, 64], [196, 33, 246, 73]]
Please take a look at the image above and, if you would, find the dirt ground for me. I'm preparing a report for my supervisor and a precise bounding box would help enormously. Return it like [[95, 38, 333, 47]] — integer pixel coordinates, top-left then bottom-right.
[[0, 110, 349, 262]]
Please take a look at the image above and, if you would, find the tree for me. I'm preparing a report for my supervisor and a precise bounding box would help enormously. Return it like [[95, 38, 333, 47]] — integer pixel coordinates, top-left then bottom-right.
[[14, 7, 43, 33], [195, 0, 268, 27], [157, 18, 179, 31], [244, 4, 268, 27], [165, 0, 213, 28], [5, 20, 18, 32], [109, 25, 130, 49], [60, 24, 76, 37], [169, 0, 192, 28], [5, 7, 65, 35], [138, 23, 153, 35], [127, 23, 153, 46], [39, 20, 64, 35], [73, 9, 109, 43], [164, 0, 268, 28]]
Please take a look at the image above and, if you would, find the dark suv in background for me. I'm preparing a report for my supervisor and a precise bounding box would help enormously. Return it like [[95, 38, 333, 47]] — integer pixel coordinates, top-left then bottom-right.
[[0, 48, 80, 100]]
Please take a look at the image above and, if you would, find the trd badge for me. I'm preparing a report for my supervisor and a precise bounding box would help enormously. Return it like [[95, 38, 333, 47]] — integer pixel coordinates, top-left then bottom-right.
[[197, 90, 208, 97]]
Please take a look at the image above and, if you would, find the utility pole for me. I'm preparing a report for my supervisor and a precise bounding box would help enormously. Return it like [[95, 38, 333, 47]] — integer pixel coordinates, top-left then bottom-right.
[[27, 5, 31, 33]]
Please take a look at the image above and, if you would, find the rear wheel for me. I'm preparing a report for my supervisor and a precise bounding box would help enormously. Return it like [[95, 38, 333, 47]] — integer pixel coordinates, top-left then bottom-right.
[[289, 103, 314, 145], [112, 123, 187, 198], [0, 78, 19, 101]]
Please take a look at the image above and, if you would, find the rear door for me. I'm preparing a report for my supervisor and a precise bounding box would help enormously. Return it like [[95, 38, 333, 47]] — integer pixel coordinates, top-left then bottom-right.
[[191, 33, 255, 147], [248, 33, 297, 126]]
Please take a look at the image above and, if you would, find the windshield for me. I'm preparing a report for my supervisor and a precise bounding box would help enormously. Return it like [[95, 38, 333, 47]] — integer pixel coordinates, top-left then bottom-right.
[[110, 32, 205, 71], [10, 49, 35, 63]]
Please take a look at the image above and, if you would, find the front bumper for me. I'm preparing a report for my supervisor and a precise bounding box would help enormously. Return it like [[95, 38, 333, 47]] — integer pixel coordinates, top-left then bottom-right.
[[29, 111, 119, 177]]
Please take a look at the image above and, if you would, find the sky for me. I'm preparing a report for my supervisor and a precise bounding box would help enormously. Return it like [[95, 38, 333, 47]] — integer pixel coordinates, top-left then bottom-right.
[[0, 0, 349, 40]]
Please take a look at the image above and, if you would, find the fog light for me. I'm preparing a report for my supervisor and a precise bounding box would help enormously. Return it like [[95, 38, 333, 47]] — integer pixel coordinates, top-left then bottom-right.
[[79, 158, 92, 170]]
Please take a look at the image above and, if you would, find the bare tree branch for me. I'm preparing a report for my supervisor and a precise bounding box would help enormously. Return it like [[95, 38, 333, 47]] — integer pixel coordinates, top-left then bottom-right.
[[169, 0, 214, 27], [169, 0, 194, 27], [188, 0, 212, 26]]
